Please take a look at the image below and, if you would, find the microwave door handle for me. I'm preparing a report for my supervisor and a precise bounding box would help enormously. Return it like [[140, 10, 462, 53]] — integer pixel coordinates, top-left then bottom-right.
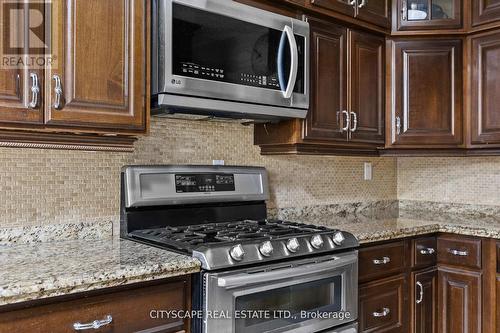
[[277, 25, 299, 99], [217, 253, 357, 289]]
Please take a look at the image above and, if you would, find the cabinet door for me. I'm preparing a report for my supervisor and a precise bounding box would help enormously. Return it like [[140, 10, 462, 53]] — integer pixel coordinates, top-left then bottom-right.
[[356, 0, 391, 28], [389, 39, 463, 147], [310, 0, 356, 16], [438, 267, 481, 333], [349, 31, 384, 145], [303, 17, 348, 142], [0, 2, 43, 125], [411, 268, 437, 333], [471, 32, 500, 145], [472, 0, 500, 27], [45, 0, 148, 133], [397, 0, 462, 30]]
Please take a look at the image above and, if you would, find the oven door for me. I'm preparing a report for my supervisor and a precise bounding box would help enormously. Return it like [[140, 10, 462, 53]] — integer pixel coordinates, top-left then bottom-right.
[[203, 252, 358, 333], [154, 0, 309, 110]]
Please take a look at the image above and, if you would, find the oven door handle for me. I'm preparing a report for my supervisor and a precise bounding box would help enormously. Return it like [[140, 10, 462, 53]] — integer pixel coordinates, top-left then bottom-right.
[[217, 253, 357, 289], [277, 25, 299, 99]]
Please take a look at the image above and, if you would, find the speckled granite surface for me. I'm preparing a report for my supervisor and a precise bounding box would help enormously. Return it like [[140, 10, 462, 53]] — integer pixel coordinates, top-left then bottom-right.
[[0, 238, 200, 306]]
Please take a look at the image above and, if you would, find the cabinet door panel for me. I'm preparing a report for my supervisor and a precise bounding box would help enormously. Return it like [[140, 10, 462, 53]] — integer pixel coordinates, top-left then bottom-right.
[[310, 0, 355, 16], [472, 0, 500, 27], [471, 32, 500, 145], [438, 268, 481, 333], [304, 17, 348, 141], [412, 268, 437, 333], [397, 0, 462, 30], [45, 0, 147, 132], [390, 40, 462, 147], [357, 0, 391, 28], [350, 31, 384, 144]]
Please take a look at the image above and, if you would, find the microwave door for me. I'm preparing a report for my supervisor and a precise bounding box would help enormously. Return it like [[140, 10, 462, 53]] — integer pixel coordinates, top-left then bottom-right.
[[159, 0, 308, 109]]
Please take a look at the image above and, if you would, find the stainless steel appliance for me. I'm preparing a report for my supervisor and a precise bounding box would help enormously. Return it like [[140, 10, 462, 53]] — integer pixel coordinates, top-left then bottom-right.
[[152, 0, 310, 120], [120, 165, 358, 333]]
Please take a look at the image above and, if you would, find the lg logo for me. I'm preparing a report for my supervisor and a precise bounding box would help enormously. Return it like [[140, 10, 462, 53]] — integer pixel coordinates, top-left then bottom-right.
[[1, 0, 55, 68]]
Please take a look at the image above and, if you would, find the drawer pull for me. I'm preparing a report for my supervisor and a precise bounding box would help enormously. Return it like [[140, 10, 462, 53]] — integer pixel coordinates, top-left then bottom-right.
[[448, 249, 468, 256], [372, 307, 390, 317], [73, 315, 112, 330], [416, 281, 424, 304], [372, 256, 391, 265], [419, 247, 435, 255]]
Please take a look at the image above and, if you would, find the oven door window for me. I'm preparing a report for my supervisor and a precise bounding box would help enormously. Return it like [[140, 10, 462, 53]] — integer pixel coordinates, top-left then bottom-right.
[[234, 276, 342, 333], [172, 3, 305, 94]]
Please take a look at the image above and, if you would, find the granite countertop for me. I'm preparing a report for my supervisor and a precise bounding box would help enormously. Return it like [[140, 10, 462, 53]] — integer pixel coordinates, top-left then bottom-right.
[[0, 238, 201, 306]]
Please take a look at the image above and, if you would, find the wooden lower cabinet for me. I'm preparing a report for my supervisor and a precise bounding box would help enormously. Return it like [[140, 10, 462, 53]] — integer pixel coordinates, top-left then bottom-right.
[[437, 267, 482, 333], [411, 268, 437, 333], [0, 277, 191, 333]]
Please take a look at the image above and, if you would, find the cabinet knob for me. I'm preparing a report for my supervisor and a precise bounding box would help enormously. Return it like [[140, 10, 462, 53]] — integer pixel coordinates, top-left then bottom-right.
[[350, 112, 358, 132], [396, 116, 401, 135], [372, 307, 390, 317], [358, 0, 367, 8], [372, 256, 391, 265], [73, 315, 113, 330], [28, 73, 40, 109], [419, 247, 435, 255], [52, 75, 64, 110], [448, 249, 468, 256], [416, 281, 424, 304], [340, 110, 350, 133]]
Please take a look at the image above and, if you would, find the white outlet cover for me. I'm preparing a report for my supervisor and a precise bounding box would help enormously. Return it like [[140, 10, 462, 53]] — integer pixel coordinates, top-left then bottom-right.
[[364, 162, 373, 181], [212, 160, 225, 166]]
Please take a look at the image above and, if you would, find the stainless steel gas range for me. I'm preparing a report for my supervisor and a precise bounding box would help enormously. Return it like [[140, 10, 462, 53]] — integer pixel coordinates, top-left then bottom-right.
[[120, 165, 359, 333]]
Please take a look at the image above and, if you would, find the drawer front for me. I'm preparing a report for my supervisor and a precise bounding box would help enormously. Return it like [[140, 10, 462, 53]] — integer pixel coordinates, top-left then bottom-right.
[[0, 279, 190, 333], [437, 235, 482, 270], [359, 241, 406, 282], [359, 274, 407, 333], [412, 236, 437, 268]]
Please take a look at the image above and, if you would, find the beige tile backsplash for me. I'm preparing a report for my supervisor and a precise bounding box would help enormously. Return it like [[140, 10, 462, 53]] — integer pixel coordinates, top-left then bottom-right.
[[397, 157, 500, 206], [0, 118, 397, 228]]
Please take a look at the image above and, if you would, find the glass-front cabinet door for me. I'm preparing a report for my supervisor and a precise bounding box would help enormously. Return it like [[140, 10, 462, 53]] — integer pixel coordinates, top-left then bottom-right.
[[398, 0, 462, 30]]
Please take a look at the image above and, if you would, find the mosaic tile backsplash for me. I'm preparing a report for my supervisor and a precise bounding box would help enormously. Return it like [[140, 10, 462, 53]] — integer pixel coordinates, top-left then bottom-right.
[[0, 118, 397, 228]]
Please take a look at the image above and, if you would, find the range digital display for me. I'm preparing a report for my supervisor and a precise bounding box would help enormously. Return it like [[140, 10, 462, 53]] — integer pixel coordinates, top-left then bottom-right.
[[175, 174, 235, 193]]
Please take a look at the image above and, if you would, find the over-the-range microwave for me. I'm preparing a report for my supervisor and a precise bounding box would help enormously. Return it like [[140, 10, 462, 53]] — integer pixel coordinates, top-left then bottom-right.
[[152, 0, 310, 121]]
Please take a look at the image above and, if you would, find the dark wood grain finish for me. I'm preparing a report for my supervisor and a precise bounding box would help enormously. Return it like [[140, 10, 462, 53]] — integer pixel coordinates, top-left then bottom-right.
[[349, 30, 385, 144], [304, 17, 348, 141], [471, 31, 500, 145], [388, 39, 463, 147], [359, 274, 408, 333], [412, 236, 437, 268], [0, 277, 191, 333], [45, 0, 148, 133], [437, 267, 481, 333], [437, 234, 482, 270], [497, 242, 500, 274], [411, 268, 437, 333], [310, 0, 355, 16], [359, 241, 407, 283], [356, 0, 391, 28], [472, 0, 500, 27]]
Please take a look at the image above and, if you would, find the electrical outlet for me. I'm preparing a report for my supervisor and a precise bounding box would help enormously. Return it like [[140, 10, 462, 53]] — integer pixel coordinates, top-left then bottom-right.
[[364, 162, 373, 181], [212, 160, 225, 166]]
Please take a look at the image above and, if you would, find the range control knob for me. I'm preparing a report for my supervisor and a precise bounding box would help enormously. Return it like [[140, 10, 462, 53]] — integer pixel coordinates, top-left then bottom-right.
[[259, 241, 274, 257], [310, 235, 324, 249], [229, 244, 245, 261], [286, 238, 300, 253], [332, 231, 346, 246]]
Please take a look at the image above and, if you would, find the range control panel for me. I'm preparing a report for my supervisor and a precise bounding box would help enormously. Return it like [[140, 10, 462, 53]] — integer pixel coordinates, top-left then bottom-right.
[[175, 174, 235, 193]]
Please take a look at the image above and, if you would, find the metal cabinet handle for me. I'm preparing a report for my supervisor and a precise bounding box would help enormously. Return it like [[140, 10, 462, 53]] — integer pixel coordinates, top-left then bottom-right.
[[358, 0, 367, 8], [372, 307, 390, 317], [372, 256, 391, 265], [419, 247, 435, 255], [448, 249, 468, 256], [348, 0, 356, 6], [416, 281, 424, 304], [401, 0, 407, 20], [52, 75, 63, 109], [28, 73, 40, 109], [340, 110, 350, 133], [73, 315, 112, 330], [350, 112, 358, 132], [396, 116, 401, 135]]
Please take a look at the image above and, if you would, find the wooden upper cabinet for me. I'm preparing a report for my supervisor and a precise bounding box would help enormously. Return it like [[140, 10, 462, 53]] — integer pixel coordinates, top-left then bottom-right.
[[472, 0, 500, 27], [310, 0, 356, 16], [304, 17, 348, 142], [349, 31, 384, 144], [45, 0, 148, 133], [396, 0, 462, 30], [471, 32, 500, 145], [357, 0, 391, 28], [387, 39, 463, 147]]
